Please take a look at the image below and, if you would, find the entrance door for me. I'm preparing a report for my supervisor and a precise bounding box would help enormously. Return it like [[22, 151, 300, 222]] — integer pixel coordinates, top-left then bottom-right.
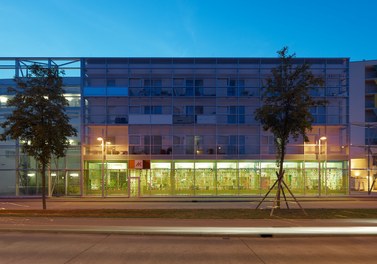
[[129, 177, 140, 197]]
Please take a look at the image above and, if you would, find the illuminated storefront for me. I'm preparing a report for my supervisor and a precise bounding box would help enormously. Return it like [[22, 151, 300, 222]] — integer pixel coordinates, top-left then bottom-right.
[[80, 160, 348, 197]]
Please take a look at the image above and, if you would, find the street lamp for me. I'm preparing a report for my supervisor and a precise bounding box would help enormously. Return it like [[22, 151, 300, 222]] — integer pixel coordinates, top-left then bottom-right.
[[97, 137, 105, 197], [97, 137, 111, 197], [318, 136, 327, 196]]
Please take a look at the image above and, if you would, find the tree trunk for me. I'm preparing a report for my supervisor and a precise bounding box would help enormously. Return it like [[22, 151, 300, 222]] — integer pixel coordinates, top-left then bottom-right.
[[41, 163, 47, 210], [276, 147, 286, 208]]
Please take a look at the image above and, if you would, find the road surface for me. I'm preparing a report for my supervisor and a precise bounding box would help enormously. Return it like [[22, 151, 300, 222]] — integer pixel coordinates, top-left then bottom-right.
[[1, 232, 377, 264]]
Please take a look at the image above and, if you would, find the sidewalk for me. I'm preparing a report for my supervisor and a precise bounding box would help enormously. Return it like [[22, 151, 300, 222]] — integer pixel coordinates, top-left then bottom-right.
[[3, 196, 377, 210]]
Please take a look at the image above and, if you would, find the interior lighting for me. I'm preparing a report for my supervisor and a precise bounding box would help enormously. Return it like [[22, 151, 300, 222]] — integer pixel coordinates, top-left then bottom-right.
[[0, 96, 8, 103], [217, 162, 236, 169], [151, 163, 171, 169], [195, 162, 214, 169], [175, 162, 194, 169], [107, 163, 128, 170]]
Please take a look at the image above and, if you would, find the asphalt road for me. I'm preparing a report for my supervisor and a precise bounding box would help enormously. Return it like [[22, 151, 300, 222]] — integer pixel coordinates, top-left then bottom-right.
[[1, 232, 377, 264]]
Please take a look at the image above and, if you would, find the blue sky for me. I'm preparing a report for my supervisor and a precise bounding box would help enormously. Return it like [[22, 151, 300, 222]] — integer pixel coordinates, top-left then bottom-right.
[[1, 0, 376, 61]]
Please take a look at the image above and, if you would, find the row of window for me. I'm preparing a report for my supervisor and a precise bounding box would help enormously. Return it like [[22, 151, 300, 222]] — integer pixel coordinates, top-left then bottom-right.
[[85, 75, 346, 87], [86, 104, 343, 115], [84, 86, 347, 97], [85, 114, 345, 125]]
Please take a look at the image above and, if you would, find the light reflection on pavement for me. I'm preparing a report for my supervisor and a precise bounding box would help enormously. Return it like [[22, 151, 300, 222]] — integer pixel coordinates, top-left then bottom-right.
[[2, 224, 377, 237], [1, 216, 377, 236]]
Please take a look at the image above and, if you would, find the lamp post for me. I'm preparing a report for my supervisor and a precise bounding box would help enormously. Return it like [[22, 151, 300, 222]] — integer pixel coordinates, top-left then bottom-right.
[[97, 137, 105, 197], [318, 136, 327, 196]]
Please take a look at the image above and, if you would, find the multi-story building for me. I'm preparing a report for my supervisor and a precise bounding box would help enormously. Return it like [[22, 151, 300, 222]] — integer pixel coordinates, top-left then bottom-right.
[[349, 60, 377, 193], [0, 57, 351, 197]]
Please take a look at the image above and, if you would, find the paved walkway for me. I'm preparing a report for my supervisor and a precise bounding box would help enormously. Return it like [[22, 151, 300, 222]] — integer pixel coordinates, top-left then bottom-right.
[[2, 195, 377, 210]]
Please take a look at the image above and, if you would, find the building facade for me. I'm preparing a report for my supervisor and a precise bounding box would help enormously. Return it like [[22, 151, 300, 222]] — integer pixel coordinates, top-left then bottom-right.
[[349, 60, 377, 193], [0, 57, 351, 197]]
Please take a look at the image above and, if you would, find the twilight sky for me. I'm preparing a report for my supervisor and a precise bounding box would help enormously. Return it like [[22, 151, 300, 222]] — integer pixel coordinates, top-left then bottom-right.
[[0, 0, 376, 61]]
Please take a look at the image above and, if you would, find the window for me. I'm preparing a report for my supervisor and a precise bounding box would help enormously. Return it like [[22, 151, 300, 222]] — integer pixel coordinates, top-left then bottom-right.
[[227, 79, 245, 96], [239, 106, 245, 123], [185, 106, 204, 116], [226, 106, 245, 124], [227, 80, 237, 96], [185, 80, 194, 96], [107, 79, 116, 87], [151, 135, 162, 154], [144, 106, 162, 114], [239, 136, 246, 154], [129, 136, 140, 145], [145, 79, 162, 96], [228, 106, 237, 124], [186, 106, 194, 115], [186, 79, 203, 96], [129, 106, 141, 114]]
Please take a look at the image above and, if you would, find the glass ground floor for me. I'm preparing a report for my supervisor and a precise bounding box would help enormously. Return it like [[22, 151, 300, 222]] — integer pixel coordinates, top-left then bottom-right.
[[82, 160, 349, 197], [0, 160, 351, 197]]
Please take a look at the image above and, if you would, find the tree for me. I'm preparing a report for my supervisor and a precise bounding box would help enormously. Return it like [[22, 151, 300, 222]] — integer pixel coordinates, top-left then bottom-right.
[[0, 64, 77, 209], [254, 47, 326, 214]]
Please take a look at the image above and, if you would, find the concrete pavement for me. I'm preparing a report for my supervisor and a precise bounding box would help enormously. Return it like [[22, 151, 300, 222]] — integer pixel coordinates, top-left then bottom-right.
[[2, 195, 377, 210]]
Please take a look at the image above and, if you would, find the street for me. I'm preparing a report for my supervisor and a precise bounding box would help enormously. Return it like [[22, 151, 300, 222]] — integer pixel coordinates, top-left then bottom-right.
[[2, 197, 377, 263], [1, 232, 377, 264]]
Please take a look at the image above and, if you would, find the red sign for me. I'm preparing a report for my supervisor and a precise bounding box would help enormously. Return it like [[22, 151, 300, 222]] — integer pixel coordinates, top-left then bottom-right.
[[129, 160, 150, 169], [135, 160, 143, 169]]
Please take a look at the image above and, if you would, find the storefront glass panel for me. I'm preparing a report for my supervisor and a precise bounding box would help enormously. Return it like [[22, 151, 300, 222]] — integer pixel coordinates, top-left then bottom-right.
[[18, 170, 41, 195], [149, 162, 171, 196], [106, 163, 128, 196], [304, 162, 319, 195], [130, 169, 149, 197], [260, 163, 277, 194], [284, 162, 304, 195], [217, 162, 238, 195], [51, 171, 66, 196], [129, 177, 140, 197], [67, 171, 80, 195], [324, 162, 348, 195], [195, 162, 215, 195], [84, 162, 102, 196], [350, 159, 368, 192], [239, 162, 260, 195], [174, 162, 194, 196]]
